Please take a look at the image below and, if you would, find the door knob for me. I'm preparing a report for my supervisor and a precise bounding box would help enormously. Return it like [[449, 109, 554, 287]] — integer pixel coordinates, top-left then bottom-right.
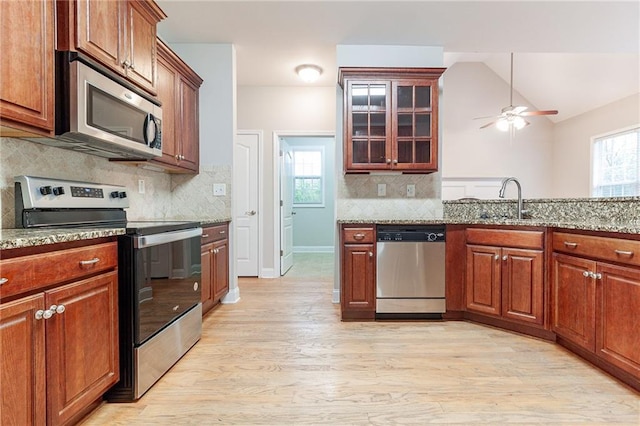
[[245, 210, 256, 216]]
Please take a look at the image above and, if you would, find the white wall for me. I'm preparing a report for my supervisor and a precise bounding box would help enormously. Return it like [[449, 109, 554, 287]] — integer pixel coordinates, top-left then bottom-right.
[[237, 86, 336, 272], [441, 62, 554, 199], [551, 93, 640, 198]]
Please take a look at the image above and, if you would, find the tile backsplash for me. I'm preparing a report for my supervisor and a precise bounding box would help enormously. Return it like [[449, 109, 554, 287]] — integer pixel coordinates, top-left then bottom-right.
[[1, 137, 231, 228]]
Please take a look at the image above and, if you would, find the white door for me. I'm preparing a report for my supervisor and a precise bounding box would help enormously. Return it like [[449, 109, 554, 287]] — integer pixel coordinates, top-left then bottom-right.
[[280, 139, 294, 275], [234, 132, 259, 276]]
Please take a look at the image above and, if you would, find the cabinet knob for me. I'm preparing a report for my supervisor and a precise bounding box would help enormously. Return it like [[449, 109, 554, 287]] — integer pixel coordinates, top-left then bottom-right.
[[369, 251, 373, 257], [392, 159, 398, 165], [35, 310, 45, 320], [55, 304, 66, 314], [122, 59, 131, 69], [594, 273, 602, 280], [494, 254, 499, 260], [0, 277, 7, 285], [386, 158, 391, 164], [502, 255, 508, 261], [583, 271, 590, 277]]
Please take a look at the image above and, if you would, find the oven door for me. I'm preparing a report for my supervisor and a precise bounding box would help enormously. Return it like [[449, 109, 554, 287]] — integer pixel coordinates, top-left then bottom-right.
[[133, 228, 202, 345]]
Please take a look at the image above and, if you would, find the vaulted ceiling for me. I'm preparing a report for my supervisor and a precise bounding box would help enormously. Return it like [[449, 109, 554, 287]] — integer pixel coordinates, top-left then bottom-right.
[[156, 1, 640, 123]]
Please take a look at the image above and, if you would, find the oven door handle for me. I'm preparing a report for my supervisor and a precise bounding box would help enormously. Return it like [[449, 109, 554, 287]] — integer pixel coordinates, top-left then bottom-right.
[[134, 228, 203, 249]]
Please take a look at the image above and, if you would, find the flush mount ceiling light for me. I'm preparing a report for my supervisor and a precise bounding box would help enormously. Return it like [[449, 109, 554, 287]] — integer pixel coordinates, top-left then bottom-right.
[[295, 64, 322, 83]]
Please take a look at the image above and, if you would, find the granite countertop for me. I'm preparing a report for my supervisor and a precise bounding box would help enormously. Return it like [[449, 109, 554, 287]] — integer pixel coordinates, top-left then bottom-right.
[[1, 217, 233, 250], [337, 217, 640, 235]]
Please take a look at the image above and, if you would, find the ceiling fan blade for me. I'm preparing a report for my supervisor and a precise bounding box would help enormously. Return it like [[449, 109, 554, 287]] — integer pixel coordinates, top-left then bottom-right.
[[512, 106, 528, 114], [479, 120, 498, 129], [520, 110, 558, 116], [473, 115, 499, 120]]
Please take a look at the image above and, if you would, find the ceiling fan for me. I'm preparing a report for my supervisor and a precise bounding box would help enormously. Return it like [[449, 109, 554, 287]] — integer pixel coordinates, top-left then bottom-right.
[[476, 53, 558, 131]]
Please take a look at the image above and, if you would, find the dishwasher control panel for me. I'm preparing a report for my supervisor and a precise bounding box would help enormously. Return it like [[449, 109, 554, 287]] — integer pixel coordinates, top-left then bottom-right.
[[376, 225, 446, 242]]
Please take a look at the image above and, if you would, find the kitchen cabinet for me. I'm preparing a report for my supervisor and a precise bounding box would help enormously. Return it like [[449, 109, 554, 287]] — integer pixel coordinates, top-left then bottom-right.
[[340, 225, 376, 320], [338, 67, 446, 173], [0, 0, 55, 136], [0, 240, 119, 425], [56, 0, 166, 95], [552, 231, 640, 382], [201, 223, 230, 315], [465, 228, 545, 326], [153, 39, 203, 173]]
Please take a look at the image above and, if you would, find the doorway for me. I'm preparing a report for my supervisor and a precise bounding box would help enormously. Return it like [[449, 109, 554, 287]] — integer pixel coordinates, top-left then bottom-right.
[[274, 132, 336, 276]]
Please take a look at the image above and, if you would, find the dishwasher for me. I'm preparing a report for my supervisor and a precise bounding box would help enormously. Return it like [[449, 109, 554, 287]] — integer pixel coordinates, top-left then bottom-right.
[[376, 225, 446, 318]]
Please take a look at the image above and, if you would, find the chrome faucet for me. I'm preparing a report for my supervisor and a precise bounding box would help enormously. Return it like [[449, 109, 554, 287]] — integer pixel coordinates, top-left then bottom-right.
[[499, 177, 526, 219]]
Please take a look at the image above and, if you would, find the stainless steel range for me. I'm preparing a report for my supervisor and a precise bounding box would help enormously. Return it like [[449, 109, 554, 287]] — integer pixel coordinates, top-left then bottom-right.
[[15, 176, 202, 401]]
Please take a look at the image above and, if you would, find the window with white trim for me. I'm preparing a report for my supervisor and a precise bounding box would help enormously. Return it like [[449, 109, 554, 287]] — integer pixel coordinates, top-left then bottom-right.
[[592, 126, 640, 197], [293, 147, 324, 206]]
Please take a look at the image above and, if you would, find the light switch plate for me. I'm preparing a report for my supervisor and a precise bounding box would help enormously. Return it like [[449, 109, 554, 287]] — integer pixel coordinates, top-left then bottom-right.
[[406, 184, 416, 197], [138, 179, 145, 194], [377, 183, 386, 197], [213, 183, 226, 196]]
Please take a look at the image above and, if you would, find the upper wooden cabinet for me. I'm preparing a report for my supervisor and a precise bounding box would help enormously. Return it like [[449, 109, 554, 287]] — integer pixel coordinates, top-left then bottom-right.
[[338, 67, 445, 173], [0, 0, 55, 136], [57, 0, 167, 95], [153, 39, 203, 173]]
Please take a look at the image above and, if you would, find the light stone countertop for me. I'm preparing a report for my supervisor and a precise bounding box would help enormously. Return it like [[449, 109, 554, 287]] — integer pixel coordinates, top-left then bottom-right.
[[1, 217, 232, 251]]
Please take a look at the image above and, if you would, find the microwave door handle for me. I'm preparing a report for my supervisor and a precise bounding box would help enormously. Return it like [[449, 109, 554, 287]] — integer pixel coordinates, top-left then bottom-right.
[[143, 113, 157, 147]]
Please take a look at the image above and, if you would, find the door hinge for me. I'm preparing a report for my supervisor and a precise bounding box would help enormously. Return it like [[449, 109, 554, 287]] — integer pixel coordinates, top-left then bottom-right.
[[280, 250, 283, 256], [279, 150, 283, 157], [280, 200, 283, 207]]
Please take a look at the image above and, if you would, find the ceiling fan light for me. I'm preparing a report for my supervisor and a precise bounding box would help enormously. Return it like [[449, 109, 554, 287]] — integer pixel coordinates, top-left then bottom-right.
[[513, 116, 527, 130], [496, 118, 510, 132], [295, 64, 322, 83]]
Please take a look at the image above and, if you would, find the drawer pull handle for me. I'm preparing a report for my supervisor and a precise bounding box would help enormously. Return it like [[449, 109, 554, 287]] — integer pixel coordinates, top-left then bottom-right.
[[614, 249, 634, 257], [220, 230, 226, 234], [353, 233, 365, 240], [79, 258, 100, 266], [563, 242, 578, 248], [202, 234, 209, 238], [0, 278, 7, 285]]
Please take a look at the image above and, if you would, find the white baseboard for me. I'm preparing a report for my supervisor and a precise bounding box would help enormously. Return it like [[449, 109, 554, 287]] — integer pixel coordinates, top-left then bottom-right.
[[260, 268, 277, 279], [293, 246, 335, 253], [221, 287, 240, 304], [332, 289, 340, 304]]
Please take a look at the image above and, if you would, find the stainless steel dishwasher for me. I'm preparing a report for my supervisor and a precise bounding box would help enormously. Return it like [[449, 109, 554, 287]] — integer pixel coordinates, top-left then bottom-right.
[[376, 225, 446, 318]]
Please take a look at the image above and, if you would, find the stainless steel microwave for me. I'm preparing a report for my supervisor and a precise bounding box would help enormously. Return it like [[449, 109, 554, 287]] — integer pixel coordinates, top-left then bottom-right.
[[51, 53, 162, 160]]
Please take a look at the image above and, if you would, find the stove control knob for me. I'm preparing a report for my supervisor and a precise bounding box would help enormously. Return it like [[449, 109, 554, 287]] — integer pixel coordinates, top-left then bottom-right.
[[52, 186, 65, 196], [39, 186, 52, 195], [119, 191, 127, 199], [110, 191, 120, 199], [427, 233, 437, 242]]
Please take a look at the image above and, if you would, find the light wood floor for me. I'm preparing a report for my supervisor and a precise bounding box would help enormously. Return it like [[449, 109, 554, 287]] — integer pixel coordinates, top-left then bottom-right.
[[83, 254, 639, 425]]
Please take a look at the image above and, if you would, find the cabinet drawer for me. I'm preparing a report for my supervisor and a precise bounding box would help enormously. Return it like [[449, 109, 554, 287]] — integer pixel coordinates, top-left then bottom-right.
[[553, 232, 640, 267], [202, 224, 228, 244], [342, 227, 375, 244], [466, 228, 544, 250], [1, 242, 117, 299]]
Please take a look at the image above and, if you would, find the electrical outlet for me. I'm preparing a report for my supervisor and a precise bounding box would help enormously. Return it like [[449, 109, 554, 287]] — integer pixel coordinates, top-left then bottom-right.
[[406, 184, 416, 197], [213, 183, 226, 196], [377, 183, 386, 197], [138, 179, 145, 194]]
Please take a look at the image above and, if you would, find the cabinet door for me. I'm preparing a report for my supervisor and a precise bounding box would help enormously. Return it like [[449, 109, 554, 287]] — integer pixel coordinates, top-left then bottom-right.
[[124, 0, 157, 94], [0, 294, 46, 426], [341, 243, 376, 317], [75, 0, 124, 74], [552, 253, 596, 351], [466, 245, 501, 316], [344, 80, 392, 171], [0, 0, 54, 134], [392, 79, 437, 171], [200, 243, 214, 314], [155, 53, 179, 165], [178, 77, 200, 172], [502, 248, 544, 325], [597, 262, 640, 377], [212, 239, 230, 302], [46, 271, 119, 426]]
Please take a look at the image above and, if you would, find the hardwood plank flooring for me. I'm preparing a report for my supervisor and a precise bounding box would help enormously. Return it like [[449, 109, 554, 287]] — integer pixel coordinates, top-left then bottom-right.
[[83, 254, 639, 425]]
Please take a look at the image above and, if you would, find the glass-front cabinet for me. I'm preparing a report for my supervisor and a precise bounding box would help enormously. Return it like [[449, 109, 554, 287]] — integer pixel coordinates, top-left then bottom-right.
[[339, 68, 446, 173]]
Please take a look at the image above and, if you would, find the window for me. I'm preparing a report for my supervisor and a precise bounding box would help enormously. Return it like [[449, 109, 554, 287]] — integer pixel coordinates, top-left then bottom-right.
[[293, 148, 324, 206], [592, 126, 640, 197]]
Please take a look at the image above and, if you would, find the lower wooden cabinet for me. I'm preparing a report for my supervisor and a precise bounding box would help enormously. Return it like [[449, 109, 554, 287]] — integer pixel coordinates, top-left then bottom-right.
[[465, 228, 545, 326], [0, 241, 119, 426], [201, 223, 230, 315], [340, 225, 376, 320], [553, 231, 640, 389]]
